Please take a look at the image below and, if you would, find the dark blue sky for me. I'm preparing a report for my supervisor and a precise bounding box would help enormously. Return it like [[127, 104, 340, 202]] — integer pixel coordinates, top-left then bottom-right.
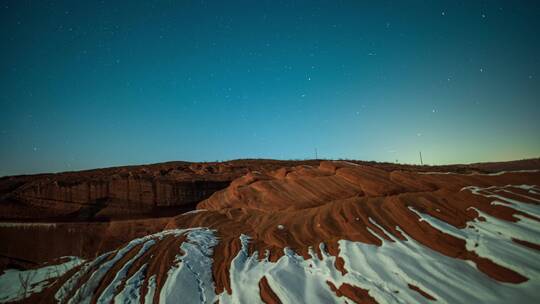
[[1, 1, 539, 176]]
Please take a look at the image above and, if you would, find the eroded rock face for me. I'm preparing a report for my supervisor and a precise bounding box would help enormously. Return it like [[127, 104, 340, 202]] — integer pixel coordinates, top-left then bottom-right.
[[11, 178, 230, 213], [0, 160, 321, 220]]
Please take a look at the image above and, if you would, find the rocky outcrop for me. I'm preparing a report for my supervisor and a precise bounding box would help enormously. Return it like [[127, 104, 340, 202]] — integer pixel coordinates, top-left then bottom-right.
[[12, 177, 231, 208], [0, 160, 322, 220], [1, 177, 230, 220], [1, 158, 539, 221]]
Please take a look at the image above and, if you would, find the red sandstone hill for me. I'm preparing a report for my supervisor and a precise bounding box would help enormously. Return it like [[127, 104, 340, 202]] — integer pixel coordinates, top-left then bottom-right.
[[0, 160, 322, 221], [2, 158, 538, 221], [0, 158, 539, 303]]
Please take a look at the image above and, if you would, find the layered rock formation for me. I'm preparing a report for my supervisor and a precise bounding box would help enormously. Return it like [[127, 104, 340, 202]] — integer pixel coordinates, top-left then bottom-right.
[[1, 158, 540, 303], [0, 160, 321, 220]]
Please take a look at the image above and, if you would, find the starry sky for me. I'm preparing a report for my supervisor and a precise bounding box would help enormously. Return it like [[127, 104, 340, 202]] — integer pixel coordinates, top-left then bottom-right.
[[1, 1, 539, 176]]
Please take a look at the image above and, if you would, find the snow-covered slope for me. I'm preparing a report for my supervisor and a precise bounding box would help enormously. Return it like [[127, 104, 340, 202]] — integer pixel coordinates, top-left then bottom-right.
[[0, 257, 82, 303]]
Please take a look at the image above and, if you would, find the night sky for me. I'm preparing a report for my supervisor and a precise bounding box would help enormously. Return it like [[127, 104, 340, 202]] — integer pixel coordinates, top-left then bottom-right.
[[1, 1, 539, 176]]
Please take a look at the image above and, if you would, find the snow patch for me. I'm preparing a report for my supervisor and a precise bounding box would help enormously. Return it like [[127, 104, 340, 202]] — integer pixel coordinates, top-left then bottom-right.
[[0, 256, 83, 303], [159, 228, 218, 303], [113, 264, 147, 303], [462, 185, 540, 219], [97, 240, 156, 303], [144, 275, 156, 304], [57, 229, 194, 304], [419, 169, 539, 176], [182, 209, 208, 215]]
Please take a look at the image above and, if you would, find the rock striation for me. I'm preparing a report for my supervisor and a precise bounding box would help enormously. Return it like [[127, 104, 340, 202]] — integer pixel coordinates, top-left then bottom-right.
[[0, 160, 321, 220]]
